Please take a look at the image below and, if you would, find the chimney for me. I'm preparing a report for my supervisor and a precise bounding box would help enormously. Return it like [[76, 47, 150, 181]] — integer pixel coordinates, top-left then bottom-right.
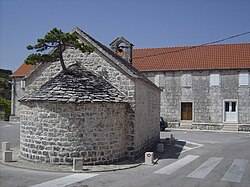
[[110, 37, 134, 64]]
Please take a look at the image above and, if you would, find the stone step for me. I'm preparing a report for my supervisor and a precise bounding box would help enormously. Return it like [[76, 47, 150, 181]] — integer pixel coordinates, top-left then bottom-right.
[[223, 124, 239, 131], [180, 122, 192, 129]]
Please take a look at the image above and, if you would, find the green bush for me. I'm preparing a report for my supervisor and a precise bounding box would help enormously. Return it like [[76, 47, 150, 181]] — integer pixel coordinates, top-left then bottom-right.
[[0, 97, 11, 121]]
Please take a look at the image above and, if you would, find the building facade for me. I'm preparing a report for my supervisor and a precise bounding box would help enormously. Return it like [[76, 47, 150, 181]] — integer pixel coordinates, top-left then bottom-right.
[[133, 44, 250, 130]]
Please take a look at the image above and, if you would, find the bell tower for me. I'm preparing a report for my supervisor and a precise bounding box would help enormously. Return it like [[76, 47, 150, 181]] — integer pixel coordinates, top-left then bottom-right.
[[110, 37, 134, 64]]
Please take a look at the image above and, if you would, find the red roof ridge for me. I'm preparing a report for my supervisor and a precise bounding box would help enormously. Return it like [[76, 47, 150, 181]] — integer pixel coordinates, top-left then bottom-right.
[[133, 43, 250, 51]]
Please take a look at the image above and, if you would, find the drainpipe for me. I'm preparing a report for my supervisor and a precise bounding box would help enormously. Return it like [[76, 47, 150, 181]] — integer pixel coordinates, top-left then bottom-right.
[[10, 78, 16, 116]]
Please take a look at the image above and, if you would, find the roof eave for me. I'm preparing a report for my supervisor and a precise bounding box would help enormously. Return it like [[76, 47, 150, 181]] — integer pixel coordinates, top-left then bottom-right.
[[140, 67, 250, 73]]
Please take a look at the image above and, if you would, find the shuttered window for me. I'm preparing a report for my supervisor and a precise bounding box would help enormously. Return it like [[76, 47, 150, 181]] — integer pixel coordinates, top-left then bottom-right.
[[182, 74, 192, 87], [21, 80, 26, 89], [155, 74, 165, 87], [210, 74, 220, 86], [239, 73, 249, 86]]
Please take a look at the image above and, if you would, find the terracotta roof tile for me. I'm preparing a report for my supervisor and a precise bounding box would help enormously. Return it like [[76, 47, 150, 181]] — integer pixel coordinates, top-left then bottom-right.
[[132, 43, 250, 71], [11, 63, 34, 77]]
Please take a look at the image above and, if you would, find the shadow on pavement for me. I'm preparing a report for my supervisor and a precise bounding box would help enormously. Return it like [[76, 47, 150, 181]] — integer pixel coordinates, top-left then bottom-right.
[[155, 139, 186, 162]]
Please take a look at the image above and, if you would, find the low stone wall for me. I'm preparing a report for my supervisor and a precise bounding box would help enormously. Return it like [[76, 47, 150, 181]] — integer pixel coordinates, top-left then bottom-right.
[[167, 122, 180, 128], [238, 125, 250, 132], [20, 101, 128, 165], [191, 123, 223, 130]]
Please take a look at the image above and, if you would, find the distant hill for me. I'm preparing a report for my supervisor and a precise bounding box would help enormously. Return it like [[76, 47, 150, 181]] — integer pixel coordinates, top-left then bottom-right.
[[0, 68, 12, 100]]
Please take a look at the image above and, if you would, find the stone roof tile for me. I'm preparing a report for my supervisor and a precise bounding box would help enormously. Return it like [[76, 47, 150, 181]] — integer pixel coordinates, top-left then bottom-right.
[[20, 64, 126, 103]]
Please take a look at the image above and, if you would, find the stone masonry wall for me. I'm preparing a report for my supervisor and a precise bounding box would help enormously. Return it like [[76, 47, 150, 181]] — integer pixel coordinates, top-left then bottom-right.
[[20, 101, 127, 165], [24, 49, 139, 158], [144, 70, 250, 125], [133, 79, 160, 158]]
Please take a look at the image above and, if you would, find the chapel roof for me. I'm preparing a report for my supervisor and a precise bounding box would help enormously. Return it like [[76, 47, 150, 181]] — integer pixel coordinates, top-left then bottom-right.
[[19, 64, 125, 103], [132, 43, 250, 71]]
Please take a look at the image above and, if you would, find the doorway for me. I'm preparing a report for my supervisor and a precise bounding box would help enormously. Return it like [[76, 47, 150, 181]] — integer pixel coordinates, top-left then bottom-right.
[[181, 102, 193, 120], [224, 100, 238, 123]]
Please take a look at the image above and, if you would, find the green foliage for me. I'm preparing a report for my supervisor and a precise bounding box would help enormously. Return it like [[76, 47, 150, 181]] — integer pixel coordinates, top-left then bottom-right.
[[0, 69, 12, 79], [0, 79, 10, 89], [0, 97, 11, 121], [24, 27, 95, 72], [0, 68, 11, 100]]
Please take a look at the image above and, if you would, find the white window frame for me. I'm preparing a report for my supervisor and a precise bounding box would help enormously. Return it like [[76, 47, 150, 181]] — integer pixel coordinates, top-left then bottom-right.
[[182, 74, 192, 87], [154, 75, 159, 86], [155, 74, 165, 87], [223, 99, 238, 123], [210, 73, 220, 86], [21, 80, 26, 89], [239, 73, 249, 86]]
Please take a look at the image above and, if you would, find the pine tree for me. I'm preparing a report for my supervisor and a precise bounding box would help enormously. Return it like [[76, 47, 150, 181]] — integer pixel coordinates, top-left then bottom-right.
[[25, 27, 94, 73]]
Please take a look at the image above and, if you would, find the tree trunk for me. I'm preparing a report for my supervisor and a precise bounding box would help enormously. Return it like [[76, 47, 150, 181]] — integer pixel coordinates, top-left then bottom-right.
[[58, 43, 68, 74], [59, 54, 68, 73]]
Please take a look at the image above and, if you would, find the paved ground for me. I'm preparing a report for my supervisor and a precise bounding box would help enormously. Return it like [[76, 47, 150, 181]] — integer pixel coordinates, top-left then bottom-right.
[[1, 122, 250, 187]]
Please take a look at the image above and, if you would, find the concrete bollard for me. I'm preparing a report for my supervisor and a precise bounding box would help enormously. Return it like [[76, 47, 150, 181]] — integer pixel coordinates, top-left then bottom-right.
[[2, 142, 10, 151], [73, 158, 83, 171], [145, 152, 154, 165], [3, 151, 12, 162], [157, 143, 165, 152]]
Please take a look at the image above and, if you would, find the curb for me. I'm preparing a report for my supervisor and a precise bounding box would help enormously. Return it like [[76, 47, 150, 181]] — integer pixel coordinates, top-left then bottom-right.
[[0, 153, 143, 173], [166, 128, 250, 134]]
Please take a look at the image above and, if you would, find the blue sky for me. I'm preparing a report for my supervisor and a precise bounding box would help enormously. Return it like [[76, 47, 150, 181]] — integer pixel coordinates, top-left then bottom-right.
[[0, 0, 250, 72]]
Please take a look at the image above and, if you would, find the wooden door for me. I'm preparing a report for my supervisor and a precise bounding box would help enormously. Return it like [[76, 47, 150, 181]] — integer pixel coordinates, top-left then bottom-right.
[[181, 102, 192, 120]]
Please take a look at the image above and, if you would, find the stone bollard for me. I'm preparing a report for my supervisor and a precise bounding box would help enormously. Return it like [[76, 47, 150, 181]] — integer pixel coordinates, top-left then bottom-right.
[[2, 142, 13, 162], [157, 143, 165, 152], [2, 142, 10, 151], [145, 152, 154, 165], [3, 151, 12, 162], [73, 158, 83, 171]]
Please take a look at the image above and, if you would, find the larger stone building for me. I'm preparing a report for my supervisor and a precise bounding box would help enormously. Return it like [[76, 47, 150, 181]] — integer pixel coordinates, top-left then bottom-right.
[[133, 44, 250, 131], [11, 27, 161, 164]]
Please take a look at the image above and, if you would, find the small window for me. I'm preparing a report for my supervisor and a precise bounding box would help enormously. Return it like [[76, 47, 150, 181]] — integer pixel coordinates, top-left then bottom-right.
[[182, 74, 192, 87], [210, 74, 220, 86], [159, 74, 165, 87], [231, 102, 236, 112], [21, 80, 25, 89], [155, 74, 165, 87], [225, 102, 229, 112], [239, 73, 249, 86], [154, 75, 159, 86]]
